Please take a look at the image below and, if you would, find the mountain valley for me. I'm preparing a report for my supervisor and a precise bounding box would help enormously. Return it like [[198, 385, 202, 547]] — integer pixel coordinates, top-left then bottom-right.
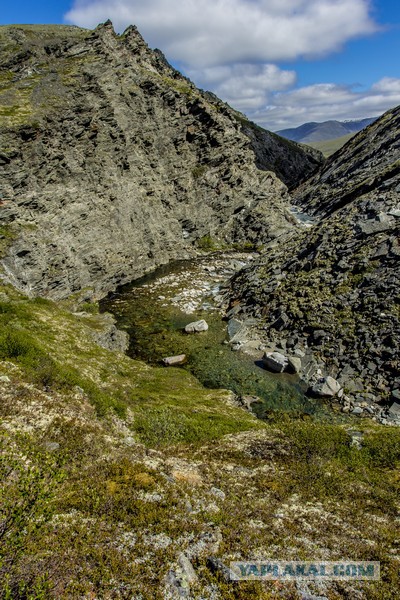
[[0, 21, 399, 600]]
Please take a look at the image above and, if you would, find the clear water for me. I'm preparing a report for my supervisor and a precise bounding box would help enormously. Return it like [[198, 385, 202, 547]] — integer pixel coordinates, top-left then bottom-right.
[[100, 255, 334, 419]]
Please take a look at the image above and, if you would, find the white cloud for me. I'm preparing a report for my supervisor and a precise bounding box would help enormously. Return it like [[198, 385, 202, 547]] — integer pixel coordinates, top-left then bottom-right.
[[186, 64, 296, 111], [64, 1, 400, 129], [371, 77, 400, 94], [65, 0, 376, 66], [252, 78, 400, 129]]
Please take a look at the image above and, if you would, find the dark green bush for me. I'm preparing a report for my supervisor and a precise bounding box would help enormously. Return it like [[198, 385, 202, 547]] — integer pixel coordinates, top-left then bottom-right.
[[361, 429, 400, 468], [0, 328, 40, 361]]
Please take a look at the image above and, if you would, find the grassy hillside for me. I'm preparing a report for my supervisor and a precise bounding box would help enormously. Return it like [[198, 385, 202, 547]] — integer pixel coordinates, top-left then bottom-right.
[[307, 132, 356, 157], [0, 280, 399, 598]]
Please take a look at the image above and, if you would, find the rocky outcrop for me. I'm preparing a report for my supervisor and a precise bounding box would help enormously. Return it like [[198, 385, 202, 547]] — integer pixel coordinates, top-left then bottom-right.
[[292, 105, 400, 216], [238, 118, 323, 188], [228, 105, 400, 406], [0, 21, 317, 300]]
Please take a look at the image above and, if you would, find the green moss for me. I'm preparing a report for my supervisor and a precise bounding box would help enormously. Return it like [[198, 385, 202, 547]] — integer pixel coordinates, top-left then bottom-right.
[[0, 105, 21, 117], [361, 428, 400, 469], [0, 225, 18, 258], [0, 282, 259, 434], [0, 71, 13, 87], [134, 404, 259, 447], [196, 234, 219, 251], [78, 301, 99, 315], [161, 75, 195, 98], [191, 164, 207, 179]]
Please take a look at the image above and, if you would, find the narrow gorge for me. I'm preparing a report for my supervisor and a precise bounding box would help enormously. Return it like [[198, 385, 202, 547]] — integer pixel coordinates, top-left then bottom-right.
[[0, 21, 399, 600]]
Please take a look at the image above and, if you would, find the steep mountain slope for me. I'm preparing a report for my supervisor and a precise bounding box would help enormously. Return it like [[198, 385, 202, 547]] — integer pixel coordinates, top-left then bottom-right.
[[277, 117, 377, 143], [0, 21, 320, 300], [292, 106, 400, 215], [233, 115, 322, 188], [229, 105, 400, 406]]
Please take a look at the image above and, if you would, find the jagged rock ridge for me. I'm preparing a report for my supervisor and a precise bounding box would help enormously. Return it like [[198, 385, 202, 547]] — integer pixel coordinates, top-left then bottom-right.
[[0, 21, 319, 299], [229, 105, 400, 405]]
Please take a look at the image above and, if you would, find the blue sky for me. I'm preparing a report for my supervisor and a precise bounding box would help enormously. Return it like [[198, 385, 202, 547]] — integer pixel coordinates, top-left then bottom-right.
[[2, 1, 400, 130]]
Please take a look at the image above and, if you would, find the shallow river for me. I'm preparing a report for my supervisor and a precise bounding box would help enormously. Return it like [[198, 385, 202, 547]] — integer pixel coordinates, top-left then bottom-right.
[[101, 252, 339, 420]]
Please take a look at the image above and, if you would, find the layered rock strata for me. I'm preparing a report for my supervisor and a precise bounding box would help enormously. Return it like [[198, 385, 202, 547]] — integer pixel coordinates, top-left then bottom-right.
[[0, 21, 319, 299]]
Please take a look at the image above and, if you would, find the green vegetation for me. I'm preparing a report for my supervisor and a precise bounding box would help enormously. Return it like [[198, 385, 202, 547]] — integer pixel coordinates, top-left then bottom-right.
[[159, 74, 196, 98], [134, 404, 256, 447], [77, 300, 99, 314], [0, 279, 399, 597], [196, 234, 220, 251], [0, 434, 64, 598], [191, 164, 207, 179], [0, 225, 17, 259], [0, 282, 258, 435], [0, 71, 13, 86], [307, 132, 356, 157]]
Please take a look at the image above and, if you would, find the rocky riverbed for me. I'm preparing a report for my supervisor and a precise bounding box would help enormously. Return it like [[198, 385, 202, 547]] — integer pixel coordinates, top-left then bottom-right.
[[100, 251, 378, 424]]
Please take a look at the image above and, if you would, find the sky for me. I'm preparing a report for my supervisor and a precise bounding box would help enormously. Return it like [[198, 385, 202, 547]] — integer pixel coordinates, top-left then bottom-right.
[[1, 1, 400, 131]]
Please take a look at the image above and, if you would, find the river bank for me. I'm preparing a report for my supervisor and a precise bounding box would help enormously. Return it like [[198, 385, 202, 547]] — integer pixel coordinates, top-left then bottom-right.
[[100, 250, 365, 423]]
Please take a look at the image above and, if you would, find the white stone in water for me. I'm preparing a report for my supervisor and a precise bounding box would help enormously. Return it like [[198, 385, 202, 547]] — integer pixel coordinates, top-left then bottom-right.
[[163, 354, 186, 366], [184, 319, 209, 333]]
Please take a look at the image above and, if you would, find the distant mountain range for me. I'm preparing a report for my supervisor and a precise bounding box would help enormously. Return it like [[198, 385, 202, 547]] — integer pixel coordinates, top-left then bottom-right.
[[277, 117, 377, 143]]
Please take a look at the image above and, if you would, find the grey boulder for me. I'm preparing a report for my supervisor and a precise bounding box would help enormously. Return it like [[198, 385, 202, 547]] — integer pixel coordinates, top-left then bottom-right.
[[312, 376, 342, 397], [263, 351, 289, 373], [288, 355, 302, 374], [387, 401, 400, 421]]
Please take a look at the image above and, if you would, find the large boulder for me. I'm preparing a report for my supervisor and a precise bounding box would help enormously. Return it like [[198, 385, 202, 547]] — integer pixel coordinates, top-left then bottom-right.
[[312, 376, 342, 397], [227, 318, 249, 345], [387, 401, 400, 422], [263, 351, 289, 373], [288, 355, 302, 374]]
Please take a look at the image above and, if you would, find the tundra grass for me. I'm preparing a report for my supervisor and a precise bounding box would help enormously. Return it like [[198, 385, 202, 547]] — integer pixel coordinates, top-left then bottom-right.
[[0, 281, 399, 599]]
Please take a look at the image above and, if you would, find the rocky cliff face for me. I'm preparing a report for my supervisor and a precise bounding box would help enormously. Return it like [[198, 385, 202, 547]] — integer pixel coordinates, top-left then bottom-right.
[[0, 21, 319, 300], [239, 120, 322, 189], [229, 105, 400, 407]]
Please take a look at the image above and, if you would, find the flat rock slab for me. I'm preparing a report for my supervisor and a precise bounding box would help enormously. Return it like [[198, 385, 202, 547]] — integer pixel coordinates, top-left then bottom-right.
[[227, 318, 243, 340], [387, 401, 400, 420], [185, 319, 209, 333], [163, 354, 186, 366]]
